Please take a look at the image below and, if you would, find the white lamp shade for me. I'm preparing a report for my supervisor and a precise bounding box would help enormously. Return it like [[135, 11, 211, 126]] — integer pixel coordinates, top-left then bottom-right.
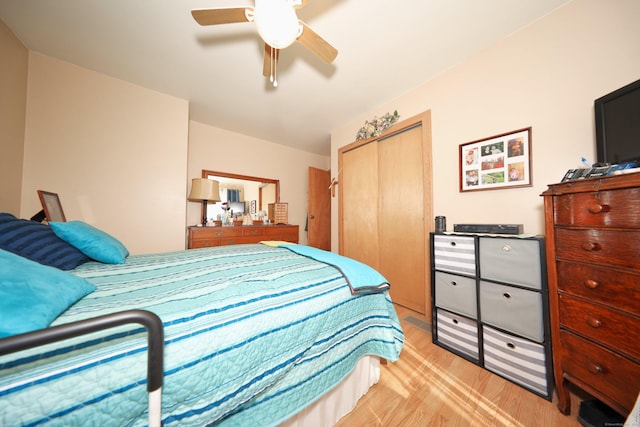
[[254, 0, 300, 49], [188, 178, 221, 202]]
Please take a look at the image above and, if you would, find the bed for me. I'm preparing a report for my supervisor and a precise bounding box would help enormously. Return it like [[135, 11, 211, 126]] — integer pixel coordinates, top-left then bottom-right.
[[0, 214, 404, 426]]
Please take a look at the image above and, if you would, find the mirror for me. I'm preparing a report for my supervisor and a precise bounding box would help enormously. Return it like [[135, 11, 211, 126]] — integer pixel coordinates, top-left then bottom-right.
[[201, 169, 280, 222]]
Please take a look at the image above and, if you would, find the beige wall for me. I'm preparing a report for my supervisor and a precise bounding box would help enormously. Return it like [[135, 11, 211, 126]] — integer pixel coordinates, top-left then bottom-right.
[[330, 0, 640, 251], [20, 52, 189, 255], [187, 121, 330, 245], [2, 40, 329, 253], [0, 18, 27, 215]]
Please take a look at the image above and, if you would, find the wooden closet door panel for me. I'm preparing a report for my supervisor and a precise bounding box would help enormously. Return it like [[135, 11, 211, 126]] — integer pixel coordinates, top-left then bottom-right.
[[378, 125, 426, 313], [341, 141, 380, 269]]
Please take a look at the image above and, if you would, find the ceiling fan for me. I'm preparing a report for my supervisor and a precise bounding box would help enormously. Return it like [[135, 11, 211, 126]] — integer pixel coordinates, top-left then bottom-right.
[[191, 0, 338, 87]]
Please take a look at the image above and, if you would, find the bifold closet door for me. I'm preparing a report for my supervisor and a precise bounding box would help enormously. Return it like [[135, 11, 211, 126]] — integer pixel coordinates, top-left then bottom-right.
[[378, 125, 426, 313]]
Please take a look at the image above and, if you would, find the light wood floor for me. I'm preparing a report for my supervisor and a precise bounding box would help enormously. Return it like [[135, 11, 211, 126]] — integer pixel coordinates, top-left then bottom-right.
[[335, 305, 584, 426]]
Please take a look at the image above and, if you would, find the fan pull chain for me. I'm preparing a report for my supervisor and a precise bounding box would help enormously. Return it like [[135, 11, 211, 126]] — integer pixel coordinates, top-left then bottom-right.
[[271, 47, 278, 87]]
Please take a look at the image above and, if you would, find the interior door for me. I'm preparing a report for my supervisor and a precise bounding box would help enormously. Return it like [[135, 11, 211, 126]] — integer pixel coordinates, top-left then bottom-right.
[[307, 167, 331, 250]]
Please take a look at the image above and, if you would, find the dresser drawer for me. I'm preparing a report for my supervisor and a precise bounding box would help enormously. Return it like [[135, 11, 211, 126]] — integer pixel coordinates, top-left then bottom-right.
[[435, 308, 479, 362], [479, 237, 542, 289], [434, 271, 477, 319], [280, 229, 299, 243], [265, 226, 289, 236], [479, 281, 543, 342], [433, 235, 476, 276], [554, 228, 640, 270], [189, 239, 220, 248], [558, 295, 640, 361], [557, 260, 640, 315], [192, 227, 243, 239], [242, 226, 266, 237], [560, 330, 640, 413], [554, 188, 640, 228], [483, 326, 549, 397]]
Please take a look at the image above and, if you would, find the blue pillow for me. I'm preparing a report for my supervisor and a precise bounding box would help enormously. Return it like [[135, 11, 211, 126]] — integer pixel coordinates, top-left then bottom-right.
[[49, 221, 129, 264], [0, 249, 96, 338], [0, 213, 91, 270]]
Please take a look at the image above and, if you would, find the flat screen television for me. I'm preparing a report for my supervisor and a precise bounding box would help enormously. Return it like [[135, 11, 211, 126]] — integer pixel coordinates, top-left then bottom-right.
[[594, 78, 640, 165]]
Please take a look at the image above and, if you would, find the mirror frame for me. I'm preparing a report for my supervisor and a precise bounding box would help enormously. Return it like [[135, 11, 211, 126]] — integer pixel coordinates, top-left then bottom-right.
[[200, 169, 280, 219]]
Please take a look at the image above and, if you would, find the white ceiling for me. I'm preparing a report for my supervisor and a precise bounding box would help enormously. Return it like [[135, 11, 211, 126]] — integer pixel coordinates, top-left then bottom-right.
[[0, 0, 570, 156]]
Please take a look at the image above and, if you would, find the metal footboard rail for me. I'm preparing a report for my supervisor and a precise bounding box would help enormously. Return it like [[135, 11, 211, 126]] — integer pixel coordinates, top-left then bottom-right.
[[0, 309, 164, 427]]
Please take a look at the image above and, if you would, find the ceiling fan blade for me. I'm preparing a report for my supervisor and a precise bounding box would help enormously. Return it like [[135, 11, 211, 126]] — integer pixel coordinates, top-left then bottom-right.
[[262, 44, 279, 77], [297, 22, 338, 64], [191, 8, 249, 26]]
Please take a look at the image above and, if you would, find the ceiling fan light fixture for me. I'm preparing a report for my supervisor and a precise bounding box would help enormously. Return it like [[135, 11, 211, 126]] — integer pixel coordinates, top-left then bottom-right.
[[253, 0, 300, 49]]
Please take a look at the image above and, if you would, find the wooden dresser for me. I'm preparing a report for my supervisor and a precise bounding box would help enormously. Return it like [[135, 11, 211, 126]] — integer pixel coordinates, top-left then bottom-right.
[[188, 224, 299, 249], [542, 173, 640, 416]]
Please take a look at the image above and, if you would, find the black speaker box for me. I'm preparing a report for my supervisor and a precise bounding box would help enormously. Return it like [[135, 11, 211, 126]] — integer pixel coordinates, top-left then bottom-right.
[[453, 224, 524, 234]]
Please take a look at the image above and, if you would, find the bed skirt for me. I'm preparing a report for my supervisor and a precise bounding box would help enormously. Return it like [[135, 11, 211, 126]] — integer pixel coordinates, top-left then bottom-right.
[[280, 356, 380, 427]]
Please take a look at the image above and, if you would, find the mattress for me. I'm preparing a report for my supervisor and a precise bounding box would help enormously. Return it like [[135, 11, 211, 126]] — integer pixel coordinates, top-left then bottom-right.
[[0, 243, 404, 426]]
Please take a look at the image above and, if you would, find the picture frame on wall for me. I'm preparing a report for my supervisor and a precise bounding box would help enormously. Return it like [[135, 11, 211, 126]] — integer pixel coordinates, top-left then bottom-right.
[[37, 190, 67, 222], [459, 127, 532, 192], [250, 200, 257, 214]]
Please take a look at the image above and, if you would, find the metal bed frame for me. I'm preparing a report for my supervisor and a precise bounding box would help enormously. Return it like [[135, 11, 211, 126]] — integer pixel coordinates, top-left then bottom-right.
[[0, 310, 164, 427]]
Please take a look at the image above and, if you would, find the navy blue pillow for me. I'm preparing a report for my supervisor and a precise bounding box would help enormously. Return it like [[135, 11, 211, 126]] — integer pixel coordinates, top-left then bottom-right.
[[0, 213, 91, 270]]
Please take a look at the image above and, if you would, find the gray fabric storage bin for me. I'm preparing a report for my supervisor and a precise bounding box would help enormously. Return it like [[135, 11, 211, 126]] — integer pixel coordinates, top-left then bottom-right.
[[434, 271, 477, 319], [479, 237, 542, 290], [479, 280, 543, 342], [435, 308, 479, 362], [433, 234, 476, 276], [483, 325, 549, 397]]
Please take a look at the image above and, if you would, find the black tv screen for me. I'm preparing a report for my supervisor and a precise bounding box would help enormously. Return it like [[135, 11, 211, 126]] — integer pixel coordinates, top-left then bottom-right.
[[594, 78, 640, 165]]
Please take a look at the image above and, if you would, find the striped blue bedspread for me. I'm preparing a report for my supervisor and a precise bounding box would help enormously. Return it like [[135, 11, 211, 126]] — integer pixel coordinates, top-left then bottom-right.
[[0, 244, 404, 426]]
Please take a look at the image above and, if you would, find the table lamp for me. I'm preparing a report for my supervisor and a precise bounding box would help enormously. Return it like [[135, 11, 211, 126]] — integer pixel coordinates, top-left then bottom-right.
[[188, 178, 221, 226]]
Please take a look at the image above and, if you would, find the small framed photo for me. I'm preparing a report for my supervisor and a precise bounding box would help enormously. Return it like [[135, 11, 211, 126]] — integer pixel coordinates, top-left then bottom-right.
[[37, 190, 67, 222], [459, 127, 532, 192], [250, 200, 257, 214]]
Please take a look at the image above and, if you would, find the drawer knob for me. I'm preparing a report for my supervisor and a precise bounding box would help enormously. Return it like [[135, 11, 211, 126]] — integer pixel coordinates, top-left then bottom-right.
[[506, 342, 516, 350], [450, 281, 457, 286], [503, 292, 512, 299], [584, 279, 600, 289], [586, 317, 602, 328], [587, 362, 604, 375], [501, 245, 512, 253], [452, 319, 459, 325], [450, 242, 457, 247], [587, 203, 610, 214], [581, 242, 602, 252]]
